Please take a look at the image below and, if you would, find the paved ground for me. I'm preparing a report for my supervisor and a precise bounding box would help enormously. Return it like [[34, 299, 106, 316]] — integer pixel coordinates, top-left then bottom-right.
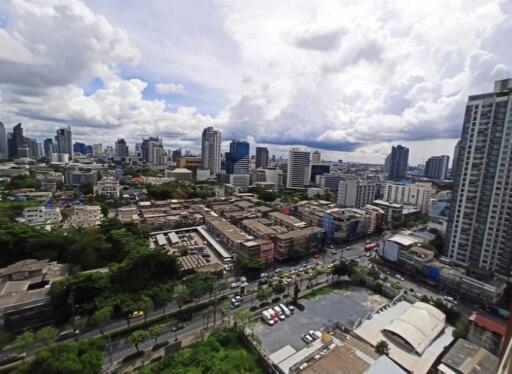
[[252, 287, 388, 355]]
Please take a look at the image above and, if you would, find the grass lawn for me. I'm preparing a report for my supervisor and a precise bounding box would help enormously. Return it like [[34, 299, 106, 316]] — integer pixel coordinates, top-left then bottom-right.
[[303, 283, 350, 300]]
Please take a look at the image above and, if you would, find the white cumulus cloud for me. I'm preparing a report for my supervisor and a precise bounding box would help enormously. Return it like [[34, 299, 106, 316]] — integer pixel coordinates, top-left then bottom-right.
[[155, 83, 185, 95]]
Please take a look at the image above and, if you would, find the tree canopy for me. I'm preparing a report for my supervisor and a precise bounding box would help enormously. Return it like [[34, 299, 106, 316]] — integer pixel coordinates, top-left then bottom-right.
[[139, 329, 263, 374], [13, 339, 105, 374]]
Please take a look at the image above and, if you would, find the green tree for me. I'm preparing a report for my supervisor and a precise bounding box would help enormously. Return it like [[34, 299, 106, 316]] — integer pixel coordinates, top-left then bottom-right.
[[13, 331, 35, 357], [272, 282, 286, 296], [239, 259, 266, 274], [233, 308, 252, 332], [139, 296, 154, 323], [151, 283, 174, 315], [35, 326, 57, 345], [332, 260, 354, 278], [375, 340, 390, 355], [293, 282, 301, 303], [128, 330, 147, 352], [453, 318, 469, 339], [90, 306, 113, 337], [148, 325, 163, 345], [256, 286, 272, 305], [173, 284, 189, 310], [14, 338, 105, 374], [420, 295, 431, 303]]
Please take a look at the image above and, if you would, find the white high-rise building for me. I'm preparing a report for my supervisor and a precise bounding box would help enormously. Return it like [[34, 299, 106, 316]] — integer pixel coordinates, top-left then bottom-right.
[[286, 148, 311, 189], [92, 144, 103, 157], [201, 127, 221, 175], [337, 178, 380, 208], [446, 79, 512, 279], [383, 181, 434, 214]]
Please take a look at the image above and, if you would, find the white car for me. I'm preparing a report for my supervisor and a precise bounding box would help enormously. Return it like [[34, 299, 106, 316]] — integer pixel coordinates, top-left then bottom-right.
[[279, 304, 291, 317], [301, 333, 314, 344], [231, 296, 243, 304], [444, 295, 456, 303], [273, 306, 286, 320], [230, 281, 241, 288], [309, 330, 321, 339], [261, 310, 275, 326]]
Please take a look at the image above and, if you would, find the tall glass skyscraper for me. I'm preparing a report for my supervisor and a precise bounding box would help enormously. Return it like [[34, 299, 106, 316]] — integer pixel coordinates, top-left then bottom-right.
[[255, 146, 269, 168], [445, 79, 512, 280], [55, 126, 73, 159], [424, 155, 450, 180], [225, 140, 249, 174], [386, 144, 409, 180]]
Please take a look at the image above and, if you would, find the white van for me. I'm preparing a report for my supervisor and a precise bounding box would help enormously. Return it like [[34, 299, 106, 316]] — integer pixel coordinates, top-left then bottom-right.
[[273, 306, 286, 320], [279, 304, 291, 317], [261, 310, 275, 326]]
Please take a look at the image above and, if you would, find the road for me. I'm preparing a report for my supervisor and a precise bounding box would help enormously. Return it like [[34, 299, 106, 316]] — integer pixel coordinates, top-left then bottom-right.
[[103, 311, 222, 366]]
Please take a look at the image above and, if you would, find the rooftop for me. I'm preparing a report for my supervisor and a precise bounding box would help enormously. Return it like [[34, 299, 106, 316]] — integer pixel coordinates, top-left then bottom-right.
[[355, 301, 454, 374], [469, 312, 506, 337], [275, 226, 323, 240], [269, 212, 307, 228], [242, 219, 278, 236], [387, 234, 419, 247], [1, 259, 50, 277], [438, 338, 498, 374]]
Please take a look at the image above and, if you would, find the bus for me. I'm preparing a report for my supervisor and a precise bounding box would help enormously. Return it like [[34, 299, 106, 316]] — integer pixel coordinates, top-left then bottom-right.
[[364, 243, 378, 252]]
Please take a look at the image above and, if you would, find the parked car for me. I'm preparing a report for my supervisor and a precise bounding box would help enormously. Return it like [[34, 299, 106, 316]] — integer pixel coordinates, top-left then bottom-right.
[[287, 304, 295, 313], [267, 308, 279, 322], [231, 296, 243, 304], [279, 304, 291, 317], [301, 333, 314, 344], [261, 310, 275, 326], [260, 273, 269, 279], [309, 330, 321, 339], [294, 302, 306, 311], [444, 295, 456, 303], [273, 306, 286, 320], [230, 281, 241, 288]]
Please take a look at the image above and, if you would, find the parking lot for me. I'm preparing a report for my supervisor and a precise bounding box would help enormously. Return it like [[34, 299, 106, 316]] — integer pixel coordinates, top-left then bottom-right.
[[252, 286, 387, 354]]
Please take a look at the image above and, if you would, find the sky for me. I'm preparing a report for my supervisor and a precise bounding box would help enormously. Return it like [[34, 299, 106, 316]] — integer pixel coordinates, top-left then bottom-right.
[[0, 0, 511, 164]]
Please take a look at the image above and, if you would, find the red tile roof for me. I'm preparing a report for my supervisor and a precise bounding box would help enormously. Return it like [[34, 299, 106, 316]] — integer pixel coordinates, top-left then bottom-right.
[[471, 312, 506, 336]]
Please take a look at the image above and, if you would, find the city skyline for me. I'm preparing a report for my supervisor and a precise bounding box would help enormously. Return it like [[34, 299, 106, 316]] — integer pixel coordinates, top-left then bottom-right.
[[0, 1, 511, 164]]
